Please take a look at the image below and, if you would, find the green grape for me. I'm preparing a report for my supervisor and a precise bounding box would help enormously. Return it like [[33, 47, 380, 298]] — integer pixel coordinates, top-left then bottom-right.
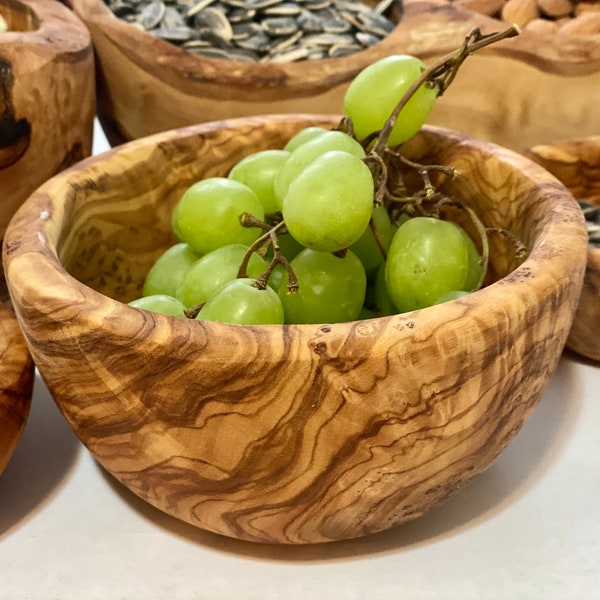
[[350, 204, 395, 274], [275, 231, 304, 261], [434, 290, 470, 305], [171, 201, 183, 241], [373, 263, 397, 316], [283, 126, 329, 152], [282, 150, 374, 253], [358, 306, 380, 320], [228, 149, 290, 215], [343, 55, 438, 147], [274, 130, 366, 204], [129, 294, 187, 318], [174, 177, 265, 255], [197, 278, 284, 325], [142, 242, 200, 298], [278, 248, 366, 324], [266, 262, 286, 292], [176, 243, 267, 308], [385, 217, 476, 313], [459, 227, 484, 291]]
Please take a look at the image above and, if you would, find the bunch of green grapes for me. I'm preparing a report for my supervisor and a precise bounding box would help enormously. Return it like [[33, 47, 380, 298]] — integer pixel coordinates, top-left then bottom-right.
[[130, 54, 486, 325]]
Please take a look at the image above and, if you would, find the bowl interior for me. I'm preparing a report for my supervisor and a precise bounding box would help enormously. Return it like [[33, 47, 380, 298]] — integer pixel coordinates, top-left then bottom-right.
[[0, 0, 39, 32], [57, 116, 536, 304]]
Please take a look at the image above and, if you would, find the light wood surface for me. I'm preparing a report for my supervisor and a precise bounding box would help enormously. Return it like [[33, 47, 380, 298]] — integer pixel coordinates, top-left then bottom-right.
[[3, 115, 588, 543], [527, 137, 600, 362], [0, 0, 95, 239], [66, 0, 600, 151]]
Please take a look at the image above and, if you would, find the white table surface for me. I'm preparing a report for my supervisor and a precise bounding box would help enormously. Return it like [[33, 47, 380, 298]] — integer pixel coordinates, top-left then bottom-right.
[[1, 121, 599, 600]]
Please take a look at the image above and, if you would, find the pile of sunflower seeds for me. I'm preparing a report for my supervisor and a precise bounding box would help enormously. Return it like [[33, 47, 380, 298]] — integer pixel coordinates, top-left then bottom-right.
[[103, 0, 399, 62], [579, 200, 600, 247]]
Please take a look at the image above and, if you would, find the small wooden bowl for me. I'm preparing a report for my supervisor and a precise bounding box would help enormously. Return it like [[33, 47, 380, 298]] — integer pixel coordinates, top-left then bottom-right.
[[0, 271, 34, 475], [526, 136, 600, 362], [3, 115, 587, 544], [66, 0, 599, 151], [0, 0, 95, 238]]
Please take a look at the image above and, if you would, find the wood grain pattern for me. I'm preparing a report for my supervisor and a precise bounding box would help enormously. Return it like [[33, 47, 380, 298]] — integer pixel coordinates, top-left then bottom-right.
[[526, 137, 600, 362], [3, 115, 588, 543], [0, 0, 95, 239], [0, 271, 33, 475], [67, 0, 600, 151]]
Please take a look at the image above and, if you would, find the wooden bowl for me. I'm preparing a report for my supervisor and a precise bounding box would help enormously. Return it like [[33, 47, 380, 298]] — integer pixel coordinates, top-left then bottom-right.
[[0, 270, 34, 475], [403, 0, 600, 152], [3, 114, 587, 544], [65, 0, 599, 151], [526, 136, 600, 362], [0, 0, 95, 239]]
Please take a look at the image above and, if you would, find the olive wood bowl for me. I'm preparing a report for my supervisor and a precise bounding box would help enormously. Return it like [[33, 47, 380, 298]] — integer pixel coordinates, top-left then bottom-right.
[[3, 114, 587, 544], [0, 271, 34, 475], [65, 0, 599, 152], [526, 136, 600, 362], [0, 0, 95, 239], [408, 0, 600, 153]]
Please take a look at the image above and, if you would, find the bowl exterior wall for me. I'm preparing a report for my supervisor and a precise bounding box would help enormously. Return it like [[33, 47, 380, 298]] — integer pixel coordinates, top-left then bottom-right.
[[0, 0, 95, 238], [526, 137, 600, 362]]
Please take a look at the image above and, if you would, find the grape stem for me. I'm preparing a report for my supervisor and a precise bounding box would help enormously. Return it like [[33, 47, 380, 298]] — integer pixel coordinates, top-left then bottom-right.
[[238, 217, 299, 293], [370, 24, 520, 157]]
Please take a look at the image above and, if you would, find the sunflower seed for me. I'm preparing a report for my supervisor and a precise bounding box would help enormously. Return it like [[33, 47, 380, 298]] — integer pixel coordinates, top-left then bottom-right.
[[579, 200, 600, 247], [261, 17, 298, 35], [103, 0, 400, 63]]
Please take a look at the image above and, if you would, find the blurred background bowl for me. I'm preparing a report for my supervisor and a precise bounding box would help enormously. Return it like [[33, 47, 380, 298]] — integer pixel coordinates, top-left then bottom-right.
[[0, 0, 95, 239], [0, 0, 91, 473], [526, 135, 600, 362], [2, 114, 587, 543], [0, 270, 33, 476], [64, 0, 599, 151]]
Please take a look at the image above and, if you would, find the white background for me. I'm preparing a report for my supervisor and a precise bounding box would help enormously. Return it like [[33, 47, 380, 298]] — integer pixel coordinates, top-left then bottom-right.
[[0, 121, 598, 599]]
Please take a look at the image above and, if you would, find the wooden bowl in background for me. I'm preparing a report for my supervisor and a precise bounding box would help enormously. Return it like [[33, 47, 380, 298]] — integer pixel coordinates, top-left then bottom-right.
[[527, 136, 600, 362], [64, 0, 599, 151], [0, 271, 33, 476], [3, 114, 587, 543], [0, 0, 95, 239]]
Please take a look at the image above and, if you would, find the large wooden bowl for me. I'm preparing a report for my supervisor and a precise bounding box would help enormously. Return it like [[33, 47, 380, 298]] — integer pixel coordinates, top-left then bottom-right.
[[65, 0, 599, 151], [527, 136, 600, 362], [3, 115, 587, 544], [0, 271, 34, 475], [0, 0, 95, 239]]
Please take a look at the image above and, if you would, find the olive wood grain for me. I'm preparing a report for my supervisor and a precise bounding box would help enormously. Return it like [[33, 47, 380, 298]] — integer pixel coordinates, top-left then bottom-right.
[[67, 0, 600, 151], [0, 0, 95, 239], [3, 115, 587, 543], [527, 137, 600, 362], [0, 271, 33, 475]]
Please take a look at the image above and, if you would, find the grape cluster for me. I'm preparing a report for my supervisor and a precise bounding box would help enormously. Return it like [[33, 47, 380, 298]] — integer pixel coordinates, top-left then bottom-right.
[[130, 54, 487, 325]]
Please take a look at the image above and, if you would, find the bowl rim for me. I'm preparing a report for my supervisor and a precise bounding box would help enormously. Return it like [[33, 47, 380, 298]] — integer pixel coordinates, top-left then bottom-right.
[[2, 113, 589, 342], [70, 0, 600, 96], [0, 0, 91, 53]]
